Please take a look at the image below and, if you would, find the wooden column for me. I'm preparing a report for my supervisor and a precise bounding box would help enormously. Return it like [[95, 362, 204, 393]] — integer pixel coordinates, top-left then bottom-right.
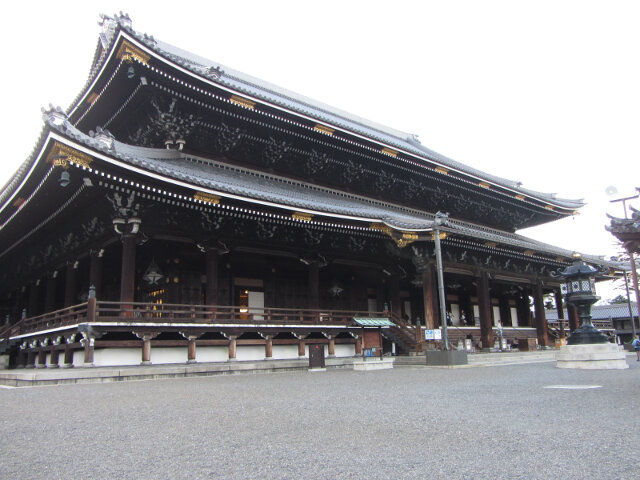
[[136, 332, 159, 365], [36, 342, 47, 368], [554, 289, 566, 338], [421, 265, 437, 329], [181, 333, 201, 364], [533, 279, 549, 347], [81, 333, 95, 367], [49, 340, 60, 368], [308, 262, 320, 310], [120, 235, 137, 304], [44, 271, 58, 313], [62, 335, 75, 368], [297, 337, 306, 358], [265, 335, 273, 359], [328, 336, 335, 357], [26, 349, 36, 368], [460, 291, 473, 326], [89, 249, 104, 298], [206, 248, 219, 306], [354, 335, 362, 355], [477, 271, 494, 350], [228, 335, 237, 361], [64, 262, 78, 307], [16, 347, 26, 369]]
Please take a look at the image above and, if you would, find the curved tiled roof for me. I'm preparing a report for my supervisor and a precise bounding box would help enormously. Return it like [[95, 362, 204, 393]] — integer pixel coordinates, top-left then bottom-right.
[[70, 14, 583, 211], [29, 110, 616, 270]]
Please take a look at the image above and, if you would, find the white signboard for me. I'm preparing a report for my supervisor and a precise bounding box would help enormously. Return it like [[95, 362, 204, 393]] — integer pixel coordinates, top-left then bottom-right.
[[425, 329, 443, 340]]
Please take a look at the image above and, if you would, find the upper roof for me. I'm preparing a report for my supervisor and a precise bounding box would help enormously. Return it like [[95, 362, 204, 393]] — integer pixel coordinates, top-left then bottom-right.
[[67, 13, 583, 212]]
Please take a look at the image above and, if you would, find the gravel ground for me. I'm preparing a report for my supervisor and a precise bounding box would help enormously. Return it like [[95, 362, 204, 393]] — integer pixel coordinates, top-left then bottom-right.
[[1, 361, 639, 479]]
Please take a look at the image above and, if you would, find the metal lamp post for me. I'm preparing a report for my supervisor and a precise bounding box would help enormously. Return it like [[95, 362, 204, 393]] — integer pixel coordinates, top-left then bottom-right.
[[558, 254, 609, 344]]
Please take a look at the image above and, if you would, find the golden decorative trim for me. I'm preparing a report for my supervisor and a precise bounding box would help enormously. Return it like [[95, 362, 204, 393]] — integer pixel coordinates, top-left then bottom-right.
[[381, 147, 398, 157], [292, 212, 313, 222], [12, 197, 25, 208], [572, 210, 580, 215], [555, 257, 565, 262], [116, 39, 150, 64], [484, 241, 497, 248], [314, 124, 335, 136], [193, 192, 220, 204], [523, 250, 535, 256], [229, 95, 256, 109], [370, 222, 393, 236], [87, 93, 99, 104], [395, 231, 419, 248], [515, 194, 526, 201], [544, 205, 554, 211], [431, 231, 447, 240], [479, 182, 491, 189], [435, 166, 449, 175], [46, 142, 93, 168]]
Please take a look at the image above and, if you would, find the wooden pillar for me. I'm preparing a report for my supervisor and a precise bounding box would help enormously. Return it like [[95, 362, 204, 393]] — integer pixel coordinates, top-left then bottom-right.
[[120, 235, 137, 304], [328, 336, 335, 357], [265, 335, 273, 359], [16, 347, 26, 369], [36, 342, 47, 368], [136, 332, 158, 365], [62, 335, 75, 368], [228, 335, 237, 361], [354, 335, 362, 355], [297, 337, 306, 358], [568, 304, 579, 332], [206, 249, 219, 306], [459, 291, 473, 326], [49, 342, 60, 368], [26, 349, 36, 368], [181, 333, 200, 363], [477, 271, 493, 350], [64, 262, 78, 307], [89, 249, 104, 298], [421, 265, 437, 329], [44, 271, 58, 313], [308, 262, 320, 310], [81, 334, 95, 367], [533, 279, 549, 347]]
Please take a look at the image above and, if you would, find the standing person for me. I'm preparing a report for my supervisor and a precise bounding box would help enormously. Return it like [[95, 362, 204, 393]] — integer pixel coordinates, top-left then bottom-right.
[[632, 336, 640, 361]]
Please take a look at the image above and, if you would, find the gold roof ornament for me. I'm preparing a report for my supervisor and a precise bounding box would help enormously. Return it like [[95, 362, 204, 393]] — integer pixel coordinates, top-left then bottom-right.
[[46, 142, 93, 168]]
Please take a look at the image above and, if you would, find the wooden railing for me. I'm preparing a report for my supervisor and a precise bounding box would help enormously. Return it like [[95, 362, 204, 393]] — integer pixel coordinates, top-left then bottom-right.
[[0, 303, 89, 341], [0, 301, 389, 340]]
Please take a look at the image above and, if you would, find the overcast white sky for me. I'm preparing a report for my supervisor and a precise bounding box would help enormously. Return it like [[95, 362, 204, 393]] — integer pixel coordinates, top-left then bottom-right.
[[1, 1, 638, 299]]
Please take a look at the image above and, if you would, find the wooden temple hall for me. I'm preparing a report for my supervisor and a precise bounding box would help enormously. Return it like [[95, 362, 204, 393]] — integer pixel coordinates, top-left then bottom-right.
[[0, 14, 620, 368]]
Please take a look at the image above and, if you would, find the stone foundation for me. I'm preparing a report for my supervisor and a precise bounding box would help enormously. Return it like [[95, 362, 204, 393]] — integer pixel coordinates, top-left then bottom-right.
[[556, 343, 629, 369]]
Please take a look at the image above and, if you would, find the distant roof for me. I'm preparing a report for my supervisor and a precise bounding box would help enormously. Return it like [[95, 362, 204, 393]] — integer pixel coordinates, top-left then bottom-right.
[[70, 13, 584, 211], [547, 303, 638, 321]]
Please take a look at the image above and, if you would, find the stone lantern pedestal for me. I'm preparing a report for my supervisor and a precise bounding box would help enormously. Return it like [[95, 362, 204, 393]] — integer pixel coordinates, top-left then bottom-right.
[[556, 343, 628, 369]]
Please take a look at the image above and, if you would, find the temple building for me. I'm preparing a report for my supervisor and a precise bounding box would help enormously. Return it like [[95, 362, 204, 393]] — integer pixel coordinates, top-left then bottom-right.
[[0, 14, 620, 368]]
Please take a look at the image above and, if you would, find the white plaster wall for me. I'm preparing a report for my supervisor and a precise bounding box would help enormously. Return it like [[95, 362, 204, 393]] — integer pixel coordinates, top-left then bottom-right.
[[73, 350, 84, 366], [510, 307, 519, 327], [93, 348, 141, 367], [196, 346, 229, 363], [272, 345, 298, 359], [236, 345, 266, 361], [334, 344, 355, 357], [150, 347, 188, 365]]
